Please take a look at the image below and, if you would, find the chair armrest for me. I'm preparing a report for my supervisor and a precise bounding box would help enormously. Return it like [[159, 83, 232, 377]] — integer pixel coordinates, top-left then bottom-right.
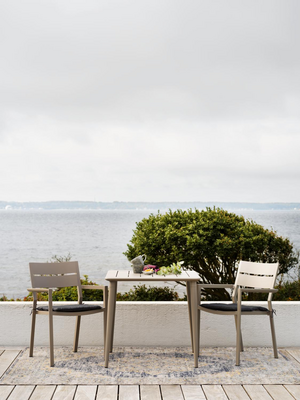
[[81, 285, 107, 290], [27, 288, 50, 293], [239, 288, 278, 294], [197, 284, 235, 289]]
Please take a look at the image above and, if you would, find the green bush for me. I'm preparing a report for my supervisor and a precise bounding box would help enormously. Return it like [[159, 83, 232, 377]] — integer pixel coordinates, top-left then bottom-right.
[[116, 284, 181, 301], [124, 208, 299, 300], [24, 275, 104, 302], [274, 279, 300, 301]]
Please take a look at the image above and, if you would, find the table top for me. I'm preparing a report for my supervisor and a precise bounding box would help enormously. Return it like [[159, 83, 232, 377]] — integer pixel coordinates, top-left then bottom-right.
[[105, 269, 200, 282]]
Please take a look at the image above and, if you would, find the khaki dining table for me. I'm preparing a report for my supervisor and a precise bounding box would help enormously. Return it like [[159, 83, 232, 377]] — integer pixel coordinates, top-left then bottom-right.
[[104, 269, 200, 368]]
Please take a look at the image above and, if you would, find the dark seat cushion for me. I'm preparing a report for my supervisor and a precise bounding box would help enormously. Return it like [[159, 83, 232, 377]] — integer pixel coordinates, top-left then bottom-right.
[[36, 304, 102, 312], [200, 303, 269, 312]]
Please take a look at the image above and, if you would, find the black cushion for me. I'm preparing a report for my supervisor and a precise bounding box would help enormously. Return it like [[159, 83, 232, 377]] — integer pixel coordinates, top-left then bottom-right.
[[200, 303, 269, 312], [36, 304, 102, 312]]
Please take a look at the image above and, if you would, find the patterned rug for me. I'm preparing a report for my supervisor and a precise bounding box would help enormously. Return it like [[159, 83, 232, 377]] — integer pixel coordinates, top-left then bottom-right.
[[1, 346, 300, 385]]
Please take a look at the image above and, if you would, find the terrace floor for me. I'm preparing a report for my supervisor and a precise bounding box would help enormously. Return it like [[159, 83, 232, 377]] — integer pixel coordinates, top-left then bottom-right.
[[1, 347, 300, 400]]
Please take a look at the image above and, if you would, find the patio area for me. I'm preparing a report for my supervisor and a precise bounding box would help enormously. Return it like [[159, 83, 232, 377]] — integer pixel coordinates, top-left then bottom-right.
[[1, 347, 300, 400]]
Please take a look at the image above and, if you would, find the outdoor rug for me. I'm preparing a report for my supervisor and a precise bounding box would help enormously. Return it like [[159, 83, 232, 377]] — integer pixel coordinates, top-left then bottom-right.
[[1, 346, 300, 385]]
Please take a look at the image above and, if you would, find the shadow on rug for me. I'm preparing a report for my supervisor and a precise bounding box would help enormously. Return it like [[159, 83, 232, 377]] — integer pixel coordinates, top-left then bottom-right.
[[1, 346, 300, 384]]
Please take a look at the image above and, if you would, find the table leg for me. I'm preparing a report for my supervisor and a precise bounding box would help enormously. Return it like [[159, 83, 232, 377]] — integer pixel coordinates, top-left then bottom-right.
[[110, 281, 117, 352], [186, 282, 194, 353], [104, 281, 117, 368], [190, 281, 199, 368]]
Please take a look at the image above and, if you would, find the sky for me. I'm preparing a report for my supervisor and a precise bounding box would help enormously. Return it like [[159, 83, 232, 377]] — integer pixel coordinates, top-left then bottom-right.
[[1, 0, 300, 203]]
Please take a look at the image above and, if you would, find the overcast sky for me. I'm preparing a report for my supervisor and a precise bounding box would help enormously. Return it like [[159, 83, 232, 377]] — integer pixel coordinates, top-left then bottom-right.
[[1, 0, 300, 202]]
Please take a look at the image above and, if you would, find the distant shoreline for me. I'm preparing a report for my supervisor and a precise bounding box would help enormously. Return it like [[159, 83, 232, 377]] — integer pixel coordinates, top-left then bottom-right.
[[1, 201, 300, 211]]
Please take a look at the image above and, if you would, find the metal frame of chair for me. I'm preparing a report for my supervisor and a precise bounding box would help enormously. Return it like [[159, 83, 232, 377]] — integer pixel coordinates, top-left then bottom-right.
[[198, 260, 279, 365], [28, 261, 107, 367]]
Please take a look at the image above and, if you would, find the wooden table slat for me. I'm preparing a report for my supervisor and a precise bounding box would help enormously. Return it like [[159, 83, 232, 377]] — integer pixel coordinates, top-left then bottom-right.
[[96, 385, 118, 400], [140, 385, 161, 400], [116, 271, 130, 279], [160, 385, 184, 400], [105, 271, 118, 280], [105, 270, 200, 282]]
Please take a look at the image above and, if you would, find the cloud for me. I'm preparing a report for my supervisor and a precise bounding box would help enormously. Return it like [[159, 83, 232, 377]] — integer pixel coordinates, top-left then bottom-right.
[[0, 0, 299, 201]]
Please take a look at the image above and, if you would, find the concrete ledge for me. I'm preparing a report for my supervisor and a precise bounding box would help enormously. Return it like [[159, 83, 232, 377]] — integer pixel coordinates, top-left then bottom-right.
[[0, 301, 299, 347]]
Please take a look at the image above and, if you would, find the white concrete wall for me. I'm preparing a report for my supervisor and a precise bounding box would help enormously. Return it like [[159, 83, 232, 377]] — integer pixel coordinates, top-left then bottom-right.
[[0, 301, 299, 348]]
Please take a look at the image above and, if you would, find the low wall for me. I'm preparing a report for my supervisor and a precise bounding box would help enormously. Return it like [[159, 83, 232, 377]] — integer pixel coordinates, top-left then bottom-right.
[[0, 301, 299, 348]]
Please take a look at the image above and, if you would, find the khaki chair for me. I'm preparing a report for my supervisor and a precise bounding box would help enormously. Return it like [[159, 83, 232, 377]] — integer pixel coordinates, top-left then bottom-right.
[[198, 260, 279, 366], [28, 261, 108, 367]]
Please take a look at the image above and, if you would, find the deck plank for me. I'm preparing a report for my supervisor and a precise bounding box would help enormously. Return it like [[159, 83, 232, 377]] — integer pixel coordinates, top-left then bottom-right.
[[160, 385, 184, 400], [202, 385, 228, 400], [74, 386, 97, 400], [6, 385, 34, 400], [0, 385, 14, 400], [223, 385, 250, 400], [119, 385, 139, 400], [0, 351, 20, 378], [264, 385, 295, 400], [286, 348, 300, 364], [29, 385, 56, 400], [52, 385, 77, 400], [140, 385, 161, 400], [96, 385, 118, 400], [284, 385, 300, 400], [181, 385, 206, 400], [243, 385, 273, 399]]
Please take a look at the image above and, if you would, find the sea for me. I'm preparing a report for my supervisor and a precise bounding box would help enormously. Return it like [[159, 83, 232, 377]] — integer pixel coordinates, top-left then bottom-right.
[[1, 209, 300, 299]]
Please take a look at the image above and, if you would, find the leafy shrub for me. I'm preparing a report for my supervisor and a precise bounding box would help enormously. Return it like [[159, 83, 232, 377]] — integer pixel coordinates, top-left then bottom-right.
[[124, 208, 299, 300], [116, 284, 181, 301], [24, 275, 104, 302]]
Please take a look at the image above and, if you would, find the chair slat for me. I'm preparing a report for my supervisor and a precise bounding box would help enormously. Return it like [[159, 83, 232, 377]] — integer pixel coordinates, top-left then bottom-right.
[[29, 261, 80, 275], [239, 261, 278, 276], [31, 274, 79, 288], [236, 274, 275, 289]]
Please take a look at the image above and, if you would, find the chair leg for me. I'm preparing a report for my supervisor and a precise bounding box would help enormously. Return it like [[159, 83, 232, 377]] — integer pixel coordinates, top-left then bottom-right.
[[270, 314, 278, 359], [234, 315, 244, 352], [103, 309, 107, 349], [110, 282, 117, 353], [236, 312, 242, 366], [198, 309, 200, 357], [29, 310, 36, 357], [49, 312, 54, 367], [73, 316, 81, 352]]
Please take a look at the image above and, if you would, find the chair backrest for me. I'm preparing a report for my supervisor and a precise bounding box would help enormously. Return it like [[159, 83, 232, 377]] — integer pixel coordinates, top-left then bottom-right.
[[29, 261, 82, 290], [232, 260, 279, 301]]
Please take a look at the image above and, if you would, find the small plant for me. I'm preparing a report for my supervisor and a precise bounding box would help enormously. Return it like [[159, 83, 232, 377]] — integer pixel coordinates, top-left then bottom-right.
[[157, 261, 184, 276]]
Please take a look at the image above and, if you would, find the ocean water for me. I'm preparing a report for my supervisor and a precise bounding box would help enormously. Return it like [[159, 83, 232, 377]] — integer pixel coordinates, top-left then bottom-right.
[[1, 209, 300, 298]]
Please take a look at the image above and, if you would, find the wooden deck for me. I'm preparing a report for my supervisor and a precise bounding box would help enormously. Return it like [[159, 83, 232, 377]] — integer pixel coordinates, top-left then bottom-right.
[[1, 383, 300, 399], [1, 349, 300, 400]]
